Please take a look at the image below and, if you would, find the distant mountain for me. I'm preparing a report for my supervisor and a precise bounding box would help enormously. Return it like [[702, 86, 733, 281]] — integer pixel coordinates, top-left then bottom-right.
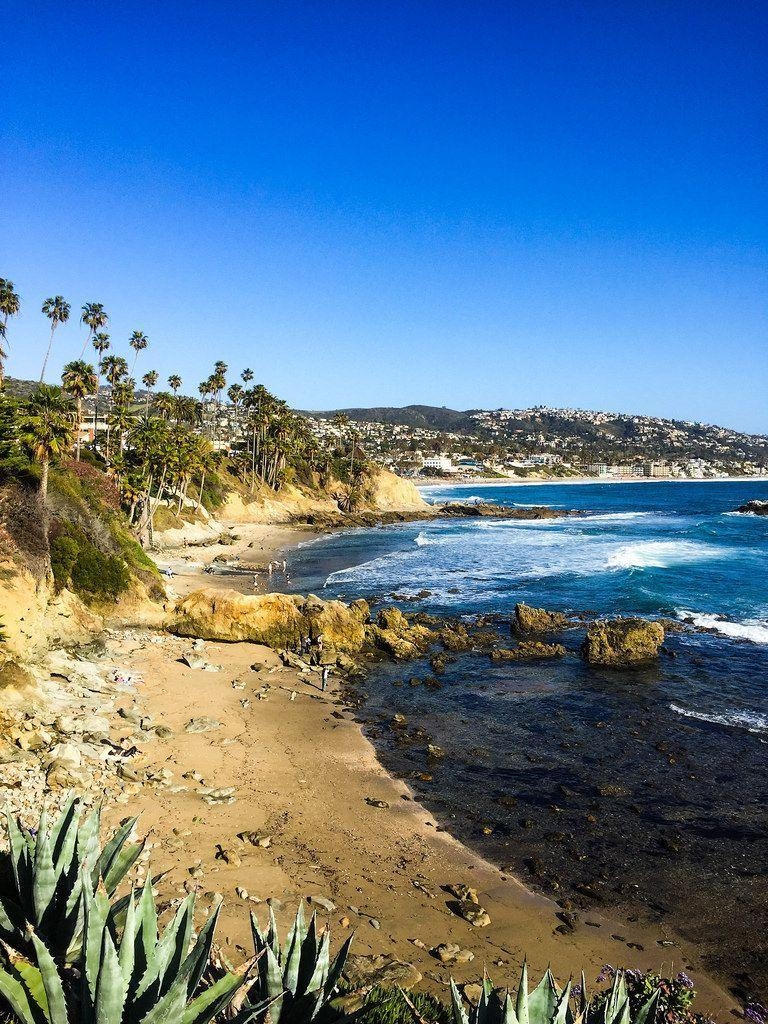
[[302, 404, 476, 431]]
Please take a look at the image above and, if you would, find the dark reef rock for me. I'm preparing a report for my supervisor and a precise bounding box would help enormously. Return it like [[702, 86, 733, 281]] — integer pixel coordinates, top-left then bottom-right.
[[582, 618, 665, 668]]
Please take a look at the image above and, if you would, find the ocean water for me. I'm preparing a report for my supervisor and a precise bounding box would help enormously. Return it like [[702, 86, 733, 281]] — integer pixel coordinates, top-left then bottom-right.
[[276, 480, 768, 996]]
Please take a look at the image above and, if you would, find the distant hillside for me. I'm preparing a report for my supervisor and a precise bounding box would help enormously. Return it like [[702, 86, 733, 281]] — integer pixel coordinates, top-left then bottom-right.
[[303, 404, 475, 431]]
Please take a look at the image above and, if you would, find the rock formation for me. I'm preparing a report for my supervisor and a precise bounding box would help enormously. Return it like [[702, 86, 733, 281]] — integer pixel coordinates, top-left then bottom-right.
[[582, 618, 665, 667]]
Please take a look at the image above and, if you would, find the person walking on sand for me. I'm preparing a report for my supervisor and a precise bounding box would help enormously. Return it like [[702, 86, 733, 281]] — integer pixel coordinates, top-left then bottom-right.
[[253, 574, 259, 589], [282, 559, 287, 572], [268, 561, 274, 576]]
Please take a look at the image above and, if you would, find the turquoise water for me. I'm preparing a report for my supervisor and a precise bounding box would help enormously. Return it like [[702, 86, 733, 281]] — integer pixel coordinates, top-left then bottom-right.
[[278, 480, 768, 995]]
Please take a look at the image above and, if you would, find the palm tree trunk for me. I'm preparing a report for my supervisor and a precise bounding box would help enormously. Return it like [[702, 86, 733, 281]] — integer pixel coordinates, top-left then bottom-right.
[[197, 469, 206, 511], [40, 325, 56, 383], [39, 458, 49, 503], [75, 397, 82, 460]]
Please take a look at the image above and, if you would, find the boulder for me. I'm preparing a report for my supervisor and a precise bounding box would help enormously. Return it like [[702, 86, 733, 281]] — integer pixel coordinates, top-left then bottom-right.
[[439, 624, 473, 652], [491, 641, 565, 662], [167, 589, 365, 653], [514, 603, 568, 634], [582, 618, 664, 668], [734, 500, 768, 516], [377, 607, 408, 634]]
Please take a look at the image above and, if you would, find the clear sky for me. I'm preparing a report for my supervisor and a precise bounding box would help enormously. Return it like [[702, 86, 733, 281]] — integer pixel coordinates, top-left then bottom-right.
[[3, 0, 767, 432]]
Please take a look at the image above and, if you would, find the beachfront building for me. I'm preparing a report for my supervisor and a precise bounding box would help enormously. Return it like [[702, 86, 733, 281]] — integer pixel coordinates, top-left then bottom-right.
[[644, 461, 669, 477], [423, 455, 455, 473]]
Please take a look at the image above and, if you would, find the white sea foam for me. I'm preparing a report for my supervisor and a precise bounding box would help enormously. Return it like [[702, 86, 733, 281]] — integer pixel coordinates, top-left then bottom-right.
[[722, 510, 758, 517], [675, 609, 768, 644], [670, 703, 768, 733], [607, 540, 717, 569], [583, 511, 653, 522], [414, 530, 441, 546]]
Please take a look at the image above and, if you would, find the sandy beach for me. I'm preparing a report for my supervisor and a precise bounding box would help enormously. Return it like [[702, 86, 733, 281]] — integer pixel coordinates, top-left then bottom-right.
[[96, 520, 739, 1015]]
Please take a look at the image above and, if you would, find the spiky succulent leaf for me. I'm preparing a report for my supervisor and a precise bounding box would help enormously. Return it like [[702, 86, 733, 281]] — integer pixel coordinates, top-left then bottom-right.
[[451, 978, 471, 1024], [29, 932, 68, 1024], [0, 960, 48, 1024]]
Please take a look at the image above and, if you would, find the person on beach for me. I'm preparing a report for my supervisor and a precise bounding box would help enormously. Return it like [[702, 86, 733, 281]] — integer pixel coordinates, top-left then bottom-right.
[[282, 559, 287, 572], [253, 574, 259, 589], [321, 665, 329, 691]]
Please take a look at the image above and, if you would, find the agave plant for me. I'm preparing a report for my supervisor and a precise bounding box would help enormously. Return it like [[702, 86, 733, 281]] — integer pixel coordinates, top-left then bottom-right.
[[0, 797, 145, 964], [0, 875, 257, 1023], [232, 902, 352, 1024], [450, 963, 660, 1024]]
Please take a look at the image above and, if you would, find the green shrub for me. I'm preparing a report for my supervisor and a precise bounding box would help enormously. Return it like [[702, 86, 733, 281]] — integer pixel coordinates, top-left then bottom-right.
[[49, 533, 79, 590], [357, 987, 451, 1024], [48, 521, 131, 601]]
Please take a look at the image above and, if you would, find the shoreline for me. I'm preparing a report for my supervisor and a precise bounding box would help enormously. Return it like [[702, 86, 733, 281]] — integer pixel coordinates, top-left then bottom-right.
[[141, 519, 745, 1013], [99, 623, 735, 1016], [417, 474, 768, 488]]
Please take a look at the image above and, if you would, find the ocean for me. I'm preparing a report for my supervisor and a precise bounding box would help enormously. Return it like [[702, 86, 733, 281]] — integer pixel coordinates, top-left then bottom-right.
[[276, 479, 768, 997]]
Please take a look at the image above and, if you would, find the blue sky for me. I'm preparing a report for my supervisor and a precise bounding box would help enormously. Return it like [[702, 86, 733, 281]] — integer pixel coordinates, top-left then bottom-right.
[[3, 0, 767, 432]]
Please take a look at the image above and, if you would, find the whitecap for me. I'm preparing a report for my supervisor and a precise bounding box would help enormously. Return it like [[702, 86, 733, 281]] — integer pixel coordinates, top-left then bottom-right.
[[607, 540, 719, 569], [414, 530, 441, 546], [675, 609, 768, 644], [670, 703, 768, 734]]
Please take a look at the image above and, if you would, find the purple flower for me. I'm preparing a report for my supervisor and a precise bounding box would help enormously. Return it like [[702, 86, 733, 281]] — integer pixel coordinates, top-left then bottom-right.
[[745, 1003, 768, 1024], [596, 965, 614, 984], [572, 985, 582, 998], [676, 972, 694, 989]]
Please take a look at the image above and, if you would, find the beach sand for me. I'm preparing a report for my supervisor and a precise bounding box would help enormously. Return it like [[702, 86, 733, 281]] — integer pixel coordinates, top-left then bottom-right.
[[100, 523, 737, 1016]]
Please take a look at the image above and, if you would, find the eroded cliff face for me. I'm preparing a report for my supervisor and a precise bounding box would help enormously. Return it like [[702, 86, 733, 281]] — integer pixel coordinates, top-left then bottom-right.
[[0, 553, 103, 666], [219, 469, 427, 524]]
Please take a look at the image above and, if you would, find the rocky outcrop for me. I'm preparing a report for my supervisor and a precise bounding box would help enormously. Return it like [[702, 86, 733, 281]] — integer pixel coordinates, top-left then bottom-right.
[[514, 603, 569, 634], [167, 589, 366, 654], [582, 618, 664, 667], [439, 503, 574, 520], [491, 641, 566, 661], [734, 500, 768, 516], [365, 607, 437, 660]]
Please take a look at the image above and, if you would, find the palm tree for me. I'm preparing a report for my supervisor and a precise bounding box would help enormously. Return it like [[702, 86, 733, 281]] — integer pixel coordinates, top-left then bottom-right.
[[92, 331, 110, 445], [17, 385, 76, 505], [142, 370, 158, 414], [0, 279, 21, 386], [79, 302, 108, 357], [40, 296, 71, 383], [129, 330, 149, 371], [241, 368, 254, 386], [61, 360, 97, 460], [100, 354, 128, 462], [168, 374, 182, 394]]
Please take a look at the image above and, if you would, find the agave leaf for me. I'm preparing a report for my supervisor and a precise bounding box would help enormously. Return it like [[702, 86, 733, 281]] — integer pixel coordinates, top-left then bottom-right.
[[527, 968, 559, 1024], [296, 912, 319, 995], [140, 894, 195, 1001], [282, 904, 305, 995], [180, 897, 222, 999], [266, 905, 281, 961], [177, 972, 247, 1024], [451, 978, 471, 1024], [83, 879, 111, 1010], [634, 989, 660, 1024], [76, 805, 102, 881], [321, 931, 352, 1003], [100, 818, 144, 897], [552, 980, 572, 1024], [502, 991, 520, 1024], [516, 962, 530, 1024], [263, 946, 285, 1022], [0, 961, 48, 1024], [29, 932, 68, 1024], [32, 822, 57, 930], [5, 811, 35, 922], [119, 893, 138, 991], [95, 925, 128, 1024], [305, 928, 329, 997], [604, 973, 628, 1024], [49, 796, 79, 877]]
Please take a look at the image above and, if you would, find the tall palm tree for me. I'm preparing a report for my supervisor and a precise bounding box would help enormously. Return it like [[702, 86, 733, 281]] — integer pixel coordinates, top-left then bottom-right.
[[0, 279, 21, 386], [17, 385, 76, 505], [79, 301, 108, 357], [92, 331, 110, 444], [129, 330, 149, 371], [142, 370, 158, 414], [168, 374, 182, 394], [100, 354, 128, 462], [61, 359, 97, 460], [40, 296, 71, 383], [241, 368, 254, 386]]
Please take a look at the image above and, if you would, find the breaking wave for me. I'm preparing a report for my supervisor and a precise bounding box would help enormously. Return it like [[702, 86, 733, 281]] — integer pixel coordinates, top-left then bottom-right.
[[676, 610, 768, 644], [670, 704, 768, 734], [607, 540, 717, 569]]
